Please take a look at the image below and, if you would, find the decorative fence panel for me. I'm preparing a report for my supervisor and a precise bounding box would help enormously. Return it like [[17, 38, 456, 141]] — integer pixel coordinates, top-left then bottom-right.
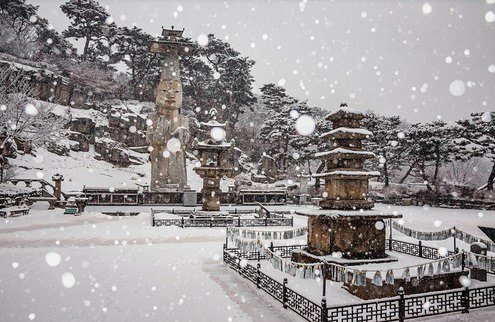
[[223, 244, 495, 322], [402, 289, 464, 319], [153, 216, 293, 228], [327, 299, 400, 322], [386, 239, 455, 260]]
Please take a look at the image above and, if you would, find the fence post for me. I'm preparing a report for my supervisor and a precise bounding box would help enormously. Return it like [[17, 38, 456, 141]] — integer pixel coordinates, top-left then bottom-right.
[[181, 216, 184, 228], [265, 217, 268, 226], [256, 262, 261, 289], [398, 287, 405, 322], [418, 241, 423, 258], [462, 286, 470, 313], [291, 216, 294, 227], [321, 297, 327, 322], [210, 217, 213, 228], [282, 278, 288, 309], [151, 212, 155, 227], [322, 260, 327, 297], [461, 251, 465, 271], [238, 216, 241, 227], [270, 242, 274, 252], [453, 227, 458, 253]]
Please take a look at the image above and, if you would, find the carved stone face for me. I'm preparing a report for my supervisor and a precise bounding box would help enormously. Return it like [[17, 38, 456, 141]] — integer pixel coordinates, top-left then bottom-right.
[[156, 78, 182, 112]]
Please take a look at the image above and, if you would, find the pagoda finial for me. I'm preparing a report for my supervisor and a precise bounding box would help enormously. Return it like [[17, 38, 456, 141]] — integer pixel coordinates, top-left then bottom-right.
[[340, 102, 348, 107]]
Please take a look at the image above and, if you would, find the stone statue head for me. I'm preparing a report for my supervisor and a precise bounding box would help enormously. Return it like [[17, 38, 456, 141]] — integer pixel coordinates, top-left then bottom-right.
[[156, 78, 182, 113]]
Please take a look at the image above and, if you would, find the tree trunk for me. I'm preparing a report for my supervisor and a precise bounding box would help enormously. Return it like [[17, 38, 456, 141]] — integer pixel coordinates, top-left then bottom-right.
[[433, 146, 441, 189], [419, 160, 432, 191], [82, 36, 90, 61], [399, 162, 416, 184], [487, 161, 495, 190], [383, 160, 389, 187]]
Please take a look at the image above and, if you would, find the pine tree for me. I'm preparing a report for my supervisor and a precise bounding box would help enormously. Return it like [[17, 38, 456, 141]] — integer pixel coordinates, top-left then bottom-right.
[[195, 35, 257, 130], [364, 112, 403, 187], [114, 26, 160, 99], [398, 121, 456, 189], [457, 112, 495, 190], [60, 0, 110, 62]]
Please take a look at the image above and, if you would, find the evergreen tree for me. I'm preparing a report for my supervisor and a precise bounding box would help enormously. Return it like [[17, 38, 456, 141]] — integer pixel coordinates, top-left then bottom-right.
[[364, 112, 403, 187], [114, 26, 160, 99], [195, 35, 257, 131], [60, 0, 110, 62], [457, 112, 495, 190], [398, 121, 456, 189], [259, 84, 316, 171]]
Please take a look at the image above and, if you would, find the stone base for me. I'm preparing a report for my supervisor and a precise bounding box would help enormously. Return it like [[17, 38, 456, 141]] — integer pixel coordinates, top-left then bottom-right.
[[320, 199, 374, 210], [292, 249, 398, 267]]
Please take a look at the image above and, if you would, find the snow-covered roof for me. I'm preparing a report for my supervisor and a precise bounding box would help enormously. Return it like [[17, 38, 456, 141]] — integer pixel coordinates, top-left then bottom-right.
[[313, 170, 380, 178], [197, 140, 232, 148], [320, 127, 373, 139], [315, 148, 375, 158], [200, 120, 227, 127], [296, 208, 402, 218], [325, 106, 364, 120], [0, 183, 35, 196]]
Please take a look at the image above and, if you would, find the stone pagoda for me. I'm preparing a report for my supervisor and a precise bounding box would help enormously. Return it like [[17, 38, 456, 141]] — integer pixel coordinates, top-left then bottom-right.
[[193, 121, 235, 211], [147, 27, 190, 191], [293, 103, 401, 264]]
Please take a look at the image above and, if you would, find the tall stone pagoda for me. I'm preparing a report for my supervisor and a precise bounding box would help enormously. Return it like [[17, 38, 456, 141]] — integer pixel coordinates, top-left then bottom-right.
[[315, 103, 377, 210], [294, 103, 401, 264], [193, 121, 235, 211], [147, 27, 190, 191]]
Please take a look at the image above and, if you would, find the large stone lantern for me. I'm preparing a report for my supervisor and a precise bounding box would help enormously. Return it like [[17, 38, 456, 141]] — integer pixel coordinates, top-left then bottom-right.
[[193, 121, 235, 211]]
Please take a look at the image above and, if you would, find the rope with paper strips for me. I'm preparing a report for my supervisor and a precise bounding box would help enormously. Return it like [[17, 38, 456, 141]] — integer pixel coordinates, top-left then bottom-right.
[[226, 229, 468, 286], [389, 221, 495, 252], [227, 226, 307, 240]]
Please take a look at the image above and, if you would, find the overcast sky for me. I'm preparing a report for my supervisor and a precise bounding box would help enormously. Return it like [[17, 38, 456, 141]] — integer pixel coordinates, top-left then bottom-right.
[[32, 0, 495, 123]]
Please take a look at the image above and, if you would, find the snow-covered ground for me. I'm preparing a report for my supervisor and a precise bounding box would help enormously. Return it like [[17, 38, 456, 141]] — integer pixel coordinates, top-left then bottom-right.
[[10, 147, 235, 193], [1, 203, 495, 321]]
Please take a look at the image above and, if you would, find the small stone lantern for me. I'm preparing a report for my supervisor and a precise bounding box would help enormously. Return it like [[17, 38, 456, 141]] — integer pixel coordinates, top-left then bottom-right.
[[52, 173, 64, 202]]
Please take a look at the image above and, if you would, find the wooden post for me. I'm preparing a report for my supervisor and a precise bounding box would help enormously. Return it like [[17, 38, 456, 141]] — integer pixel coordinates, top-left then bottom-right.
[[321, 297, 327, 322], [322, 260, 327, 297], [270, 242, 274, 252], [418, 241, 423, 258], [237, 216, 241, 227], [389, 218, 393, 251], [282, 278, 288, 309], [181, 216, 184, 228], [398, 287, 405, 322], [462, 286, 470, 313], [453, 227, 458, 253], [256, 262, 261, 289]]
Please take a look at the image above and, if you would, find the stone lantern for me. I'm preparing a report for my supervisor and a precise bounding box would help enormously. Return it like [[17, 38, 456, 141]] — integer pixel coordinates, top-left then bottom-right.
[[193, 121, 235, 211], [293, 103, 402, 265], [51, 173, 64, 202]]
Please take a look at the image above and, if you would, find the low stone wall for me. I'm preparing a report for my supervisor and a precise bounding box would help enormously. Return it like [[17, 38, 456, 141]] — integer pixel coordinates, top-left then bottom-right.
[[344, 270, 468, 300]]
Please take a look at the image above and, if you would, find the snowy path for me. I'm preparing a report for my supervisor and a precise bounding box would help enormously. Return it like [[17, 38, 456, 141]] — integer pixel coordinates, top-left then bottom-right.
[[1, 204, 495, 321]]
